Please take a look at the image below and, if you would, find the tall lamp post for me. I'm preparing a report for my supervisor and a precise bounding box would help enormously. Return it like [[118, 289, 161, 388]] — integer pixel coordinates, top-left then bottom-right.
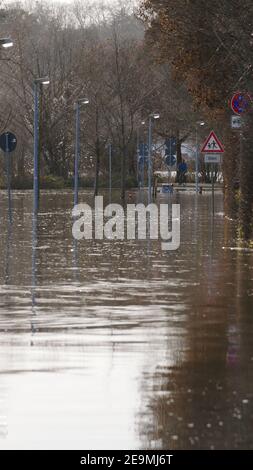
[[148, 113, 160, 204], [108, 143, 112, 202], [74, 98, 89, 206], [195, 120, 205, 194], [136, 120, 146, 189], [33, 77, 50, 213], [136, 127, 139, 185], [0, 38, 14, 221]]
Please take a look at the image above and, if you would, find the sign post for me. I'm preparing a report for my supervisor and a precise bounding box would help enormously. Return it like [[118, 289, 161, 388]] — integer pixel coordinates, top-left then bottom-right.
[[201, 131, 224, 216], [165, 137, 177, 186], [204, 154, 221, 164], [139, 143, 148, 190], [108, 143, 112, 203], [211, 164, 215, 217], [0, 131, 17, 222], [231, 115, 242, 129], [230, 93, 251, 195], [6, 134, 11, 219]]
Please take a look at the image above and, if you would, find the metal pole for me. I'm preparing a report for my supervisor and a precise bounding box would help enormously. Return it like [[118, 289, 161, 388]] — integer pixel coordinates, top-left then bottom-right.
[[74, 103, 80, 206], [5, 133, 10, 198], [5, 133, 12, 222], [239, 131, 242, 182], [141, 140, 145, 189], [136, 128, 139, 188], [169, 137, 172, 183], [139, 124, 146, 191], [109, 143, 112, 201], [38, 86, 43, 203], [141, 143, 144, 190], [148, 116, 153, 204], [195, 126, 199, 194], [33, 81, 39, 213], [212, 163, 215, 217]]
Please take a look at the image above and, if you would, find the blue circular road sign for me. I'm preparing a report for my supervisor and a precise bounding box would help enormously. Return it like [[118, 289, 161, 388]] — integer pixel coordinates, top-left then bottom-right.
[[0, 132, 17, 153], [165, 155, 176, 167]]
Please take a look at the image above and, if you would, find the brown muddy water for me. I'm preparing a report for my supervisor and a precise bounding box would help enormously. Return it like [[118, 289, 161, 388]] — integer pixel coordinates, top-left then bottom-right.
[[0, 190, 253, 450]]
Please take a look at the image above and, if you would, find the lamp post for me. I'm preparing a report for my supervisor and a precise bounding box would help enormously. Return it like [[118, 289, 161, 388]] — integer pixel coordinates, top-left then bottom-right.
[[148, 113, 160, 204], [33, 77, 50, 213], [5, 133, 11, 222], [108, 143, 112, 203], [74, 98, 89, 206], [136, 127, 139, 185], [195, 120, 205, 194], [0, 38, 13, 221], [136, 120, 146, 190]]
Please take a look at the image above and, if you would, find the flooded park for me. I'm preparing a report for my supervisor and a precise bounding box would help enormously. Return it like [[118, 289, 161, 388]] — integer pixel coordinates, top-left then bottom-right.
[[1, 0, 253, 455], [0, 189, 253, 450]]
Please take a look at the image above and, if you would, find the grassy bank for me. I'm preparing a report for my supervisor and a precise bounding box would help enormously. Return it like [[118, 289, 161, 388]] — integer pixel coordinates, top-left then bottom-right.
[[0, 174, 138, 190]]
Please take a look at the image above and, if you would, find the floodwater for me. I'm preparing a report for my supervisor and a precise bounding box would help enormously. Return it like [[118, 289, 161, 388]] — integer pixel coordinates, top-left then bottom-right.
[[0, 189, 253, 450]]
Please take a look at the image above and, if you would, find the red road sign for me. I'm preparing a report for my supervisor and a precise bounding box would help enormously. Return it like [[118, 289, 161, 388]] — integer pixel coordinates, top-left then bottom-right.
[[231, 92, 251, 115], [201, 131, 224, 154]]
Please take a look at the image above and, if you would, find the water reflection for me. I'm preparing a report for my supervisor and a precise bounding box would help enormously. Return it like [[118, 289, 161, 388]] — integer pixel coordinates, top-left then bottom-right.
[[0, 190, 252, 449], [4, 208, 12, 285], [31, 211, 38, 335]]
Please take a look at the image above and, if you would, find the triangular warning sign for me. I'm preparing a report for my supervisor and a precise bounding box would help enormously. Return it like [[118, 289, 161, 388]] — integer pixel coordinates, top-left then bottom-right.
[[201, 131, 224, 153]]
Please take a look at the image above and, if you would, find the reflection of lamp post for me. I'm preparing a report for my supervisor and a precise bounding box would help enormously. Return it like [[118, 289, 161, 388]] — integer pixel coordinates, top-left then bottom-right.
[[74, 98, 89, 206], [148, 113, 160, 203], [195, 120, 205, 193], [33, 77, 50, 213]]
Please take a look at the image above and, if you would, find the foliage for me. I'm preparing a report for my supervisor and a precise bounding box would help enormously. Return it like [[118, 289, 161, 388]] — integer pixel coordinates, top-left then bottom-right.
[[0, 0, 198, 199], [140, 0, 253, 240]]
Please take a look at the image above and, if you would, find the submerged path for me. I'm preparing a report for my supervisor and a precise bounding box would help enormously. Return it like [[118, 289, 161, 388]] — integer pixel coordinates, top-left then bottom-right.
[[0, 190, 252, 449]]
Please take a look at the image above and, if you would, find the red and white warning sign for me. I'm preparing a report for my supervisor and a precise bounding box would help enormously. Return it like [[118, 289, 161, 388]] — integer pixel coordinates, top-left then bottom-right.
[[201, 131, 224, 153]]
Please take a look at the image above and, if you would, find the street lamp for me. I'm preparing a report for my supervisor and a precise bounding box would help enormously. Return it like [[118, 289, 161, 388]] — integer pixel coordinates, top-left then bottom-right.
[[137, 120, 146, 189], [0, 37, 13, 220], [33, 77, 50, 213], [74, 98, 89, 206], [148, 113, 160, 203], [108, 142, 112, 203], [0, 38, 13, 48], [195, 120, 205, 194], [140, 121, 146, 190]]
